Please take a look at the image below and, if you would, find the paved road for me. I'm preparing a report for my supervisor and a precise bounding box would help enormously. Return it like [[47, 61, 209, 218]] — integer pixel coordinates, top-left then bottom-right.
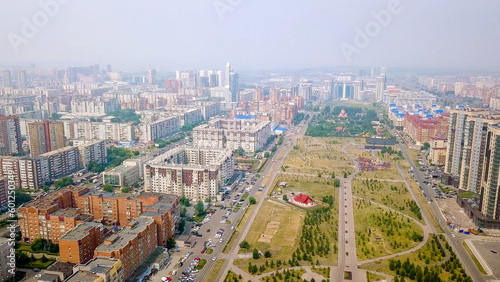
[[393, 129, 492, 282], [214, 115, 312, 282], [333, 144, 365, 282]]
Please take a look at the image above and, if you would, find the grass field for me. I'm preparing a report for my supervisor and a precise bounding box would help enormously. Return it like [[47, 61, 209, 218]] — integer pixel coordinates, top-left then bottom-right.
[[366, 271, 387, 282], [361, 234, 455, 281], [354, 199, 424, 261], [238, 199, 305, 258], [205, 259, 226, 282], [283, 137, 355, 176], [462, 241, 487, 274], [272, 175, 338, 200], [352, 179, 424, 223], [260, 268, 307, 282], [357, 164, 403, 181]]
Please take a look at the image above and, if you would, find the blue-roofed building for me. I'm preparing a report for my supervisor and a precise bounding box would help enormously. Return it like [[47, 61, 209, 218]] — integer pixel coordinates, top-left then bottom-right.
[[235, 115, 254, 120], [274, 126, 287, 135]]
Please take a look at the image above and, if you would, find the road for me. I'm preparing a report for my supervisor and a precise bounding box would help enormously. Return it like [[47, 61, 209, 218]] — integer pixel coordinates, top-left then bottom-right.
[[393, 129, 492, 282], [213, 115, 312, 282], [333, 144, 365, 281]]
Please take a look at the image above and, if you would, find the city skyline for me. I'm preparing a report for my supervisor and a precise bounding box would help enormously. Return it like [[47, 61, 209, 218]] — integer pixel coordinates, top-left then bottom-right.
[[1, 1, 500, 71]]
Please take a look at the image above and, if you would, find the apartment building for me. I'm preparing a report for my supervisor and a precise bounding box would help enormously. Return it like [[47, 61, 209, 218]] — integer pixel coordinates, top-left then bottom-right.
[[458, 115, 500, 193], [27, 120, 65, 157], [67, 257, 124, 282], [71, 97, 120, 115], [428, 137, 447, 166], [481, 124, 500, 220], [59, 222, 110, 264], [403, 113, 449, 145], [144, 146, 234, 201], [94, 217, 157, 279], [18, 186, 179, 244], [77, 140, 107, 169], [141, 115, 180, 143], [40, 146, 81, 180], [63, 120, 135, 143], [445, 109, 489, 176], [0, 115, 22, 155], [0, 178, 6, 209], [0, 238, 13, 281], [192, 117, 271, 153], [0, 157, 50, 190]]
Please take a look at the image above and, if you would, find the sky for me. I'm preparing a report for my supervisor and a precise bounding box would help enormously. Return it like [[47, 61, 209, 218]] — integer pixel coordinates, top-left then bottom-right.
[[1, 0, 500, 72]]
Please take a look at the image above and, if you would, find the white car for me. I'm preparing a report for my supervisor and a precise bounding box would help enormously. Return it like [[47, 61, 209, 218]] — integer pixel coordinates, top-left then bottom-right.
[[212, 256, 217, 261]]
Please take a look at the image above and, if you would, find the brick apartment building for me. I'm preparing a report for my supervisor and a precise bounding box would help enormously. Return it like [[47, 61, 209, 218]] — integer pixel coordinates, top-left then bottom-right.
[[403, 113, 449, 145], [94, 216, 157, 279], [59, 222, 111, 264], [18, 186, 179, 245]]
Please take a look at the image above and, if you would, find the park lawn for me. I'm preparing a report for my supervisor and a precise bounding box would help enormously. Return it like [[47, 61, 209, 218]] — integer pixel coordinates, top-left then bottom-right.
[[223, 270, 244, 282], [351, 179, 424, 223], [272, 175, 338, 200], [366, 271, 387, 282], [20, 259, 55, 269], [357, 165, 403, 181], [354, 200, 424, 261], [311, 266, 331, 278], [260, 268, 307, 282], [205, 259, 226, 282], [361, 234, 453, 281], [239, 199, 305, 259], [407, 148, 422, 167], [284, 137, 355, 176]]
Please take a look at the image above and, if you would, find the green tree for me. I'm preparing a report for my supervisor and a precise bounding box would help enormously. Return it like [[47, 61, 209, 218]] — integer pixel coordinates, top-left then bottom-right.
[[177, 218, 186, 233], [40, 255, 48, 263], [166, 237, 176, 249], [88, 162, 106, 173], [235, 147, 245, 157], [103, 184, 114, 192], [180, 196, 190, 206], [283, 195, 288, 202], [54, 177, 74, 189], [253, 249, 260, 259], [195, 201, 206, 217], [121, 187, 130, 193], [264, 250, 272, 258], [249, 197, 256, 205], [239, 240, 250, 250], [15, 190, 32, 207]]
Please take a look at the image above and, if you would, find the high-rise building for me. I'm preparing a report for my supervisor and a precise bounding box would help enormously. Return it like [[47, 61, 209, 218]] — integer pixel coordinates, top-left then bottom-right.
[[0, 178, 6, 210], [17, 70, 27, 89], [353, 80, 363, 101], [458, 116, 500, 193], [144, 146, 234, 201], [225, 62, 231, 87], [444, 109, 489, 176], [147, 69, 156, 85], [298, 83, 312, 101], [28, 121, 65, 157], [375, 76, 387, 101], [481, 124, 500, 220], [229, 72, 239, 104], [2, 70, 12, 88], [0, 115, 22, 156]]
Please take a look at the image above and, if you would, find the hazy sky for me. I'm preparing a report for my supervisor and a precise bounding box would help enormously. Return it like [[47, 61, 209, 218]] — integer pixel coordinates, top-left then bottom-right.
[[1, 0, 500, 72]]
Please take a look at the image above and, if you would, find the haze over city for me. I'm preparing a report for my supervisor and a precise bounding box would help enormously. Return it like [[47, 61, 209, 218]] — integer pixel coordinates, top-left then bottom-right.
[[1, 0, 500, 71]]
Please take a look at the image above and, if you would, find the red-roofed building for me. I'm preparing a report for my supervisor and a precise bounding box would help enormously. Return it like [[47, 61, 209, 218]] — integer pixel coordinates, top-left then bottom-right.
[[292, 194, 315, 207]]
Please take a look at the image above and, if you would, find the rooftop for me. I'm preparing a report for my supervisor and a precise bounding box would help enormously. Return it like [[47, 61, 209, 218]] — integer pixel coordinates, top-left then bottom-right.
[[95, 217, 154, 253], [65, 270, 101, 282], [60, 222, 105, 242]]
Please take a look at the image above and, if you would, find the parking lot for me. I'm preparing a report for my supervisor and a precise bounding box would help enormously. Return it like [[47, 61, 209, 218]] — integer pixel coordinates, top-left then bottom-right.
[[437, 197, 476, 230], [469, 239, 500, 277]]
